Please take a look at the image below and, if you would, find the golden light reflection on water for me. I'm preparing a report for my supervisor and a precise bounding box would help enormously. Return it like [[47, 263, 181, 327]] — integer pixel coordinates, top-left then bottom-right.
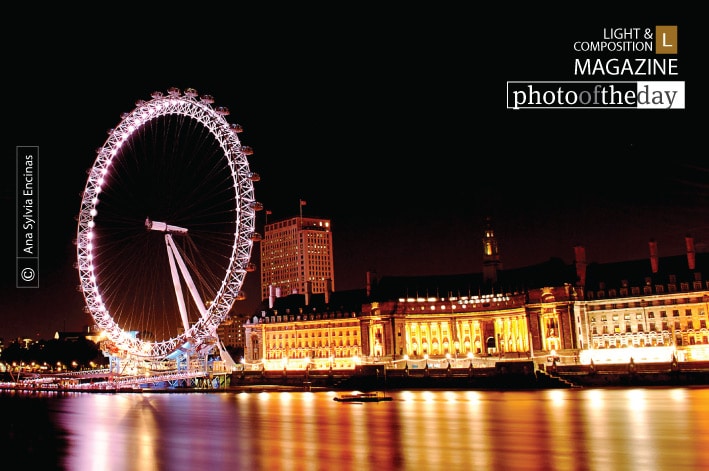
[[16, 388, 709, 470]]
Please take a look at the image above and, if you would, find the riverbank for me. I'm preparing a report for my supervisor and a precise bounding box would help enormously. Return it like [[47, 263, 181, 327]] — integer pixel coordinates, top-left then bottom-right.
[[5, 360, 709, 394], [230, 360, 709, 391], [550, 359, 709, 387]]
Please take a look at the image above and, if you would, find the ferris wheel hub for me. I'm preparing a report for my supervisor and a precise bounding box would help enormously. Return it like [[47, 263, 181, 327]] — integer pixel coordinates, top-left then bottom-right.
[[145, 218, 188, 234]]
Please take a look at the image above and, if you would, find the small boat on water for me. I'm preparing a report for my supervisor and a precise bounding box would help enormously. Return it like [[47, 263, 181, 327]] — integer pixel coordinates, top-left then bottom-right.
[[333, 391, 392, 403]]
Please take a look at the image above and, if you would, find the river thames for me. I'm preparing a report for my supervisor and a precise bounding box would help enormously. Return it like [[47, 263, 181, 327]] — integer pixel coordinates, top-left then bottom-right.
[[3, 386, 709, 470]]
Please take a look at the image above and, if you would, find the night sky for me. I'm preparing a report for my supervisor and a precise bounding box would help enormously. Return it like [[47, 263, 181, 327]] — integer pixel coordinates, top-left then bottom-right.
[[3, 6, 705, 341]]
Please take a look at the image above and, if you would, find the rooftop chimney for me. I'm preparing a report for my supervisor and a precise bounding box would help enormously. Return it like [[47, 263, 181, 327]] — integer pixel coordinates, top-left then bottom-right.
[[649, 239, 659, 273], [366, 270, 376, 297], [573, 245, 587, 287], [268, 284, 276, 309], [304, 281, 312, 306], [325, 278, 332, 304], [686, 234, 696, 270]]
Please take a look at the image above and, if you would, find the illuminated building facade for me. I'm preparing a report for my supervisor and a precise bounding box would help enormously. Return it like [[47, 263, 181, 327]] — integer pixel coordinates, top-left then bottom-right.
[[243, 296, 363, 370], [359, 285, 575, 361], [260, 216, 335, 305], [243, 282, 580, 370]]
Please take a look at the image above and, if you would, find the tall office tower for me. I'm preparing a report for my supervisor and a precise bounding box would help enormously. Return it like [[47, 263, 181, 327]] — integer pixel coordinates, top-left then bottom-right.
[[260, 216, 335, 304]]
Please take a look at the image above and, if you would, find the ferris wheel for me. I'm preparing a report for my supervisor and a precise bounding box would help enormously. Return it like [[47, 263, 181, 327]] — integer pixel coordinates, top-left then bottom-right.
[[76, 87, 261, 363]]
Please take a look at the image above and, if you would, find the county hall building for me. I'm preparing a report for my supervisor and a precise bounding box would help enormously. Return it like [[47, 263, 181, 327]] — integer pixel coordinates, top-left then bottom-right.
[[243, 217, 709, 371]]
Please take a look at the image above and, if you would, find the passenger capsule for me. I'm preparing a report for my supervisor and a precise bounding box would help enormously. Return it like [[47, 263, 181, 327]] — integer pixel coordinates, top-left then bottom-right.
[[250, 232, 262, 242], [200, 94, 214, 104], [248, 172, 260, 182], [167, 86, 181, 96], [215, 106, 230, 116], [151, 91, 164, 99], [230, 123, 243, 133], [184, 88, 198, 98], [250, 201, 264, 211], [240, 145, 253, 155]]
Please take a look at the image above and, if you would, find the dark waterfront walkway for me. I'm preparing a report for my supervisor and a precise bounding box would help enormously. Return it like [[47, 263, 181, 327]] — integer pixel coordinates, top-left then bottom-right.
[[6, 360, 709, 394]]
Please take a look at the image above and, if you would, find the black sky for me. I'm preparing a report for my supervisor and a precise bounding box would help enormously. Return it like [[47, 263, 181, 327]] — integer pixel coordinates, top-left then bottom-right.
[[2, 6, 706, 341]]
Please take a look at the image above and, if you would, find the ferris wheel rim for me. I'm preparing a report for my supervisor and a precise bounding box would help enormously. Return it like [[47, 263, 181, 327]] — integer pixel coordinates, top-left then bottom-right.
[[75, 87, 256, 361]]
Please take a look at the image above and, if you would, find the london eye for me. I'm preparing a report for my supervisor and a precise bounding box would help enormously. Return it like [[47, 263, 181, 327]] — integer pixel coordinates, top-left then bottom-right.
[[75, 87, 260, 368]]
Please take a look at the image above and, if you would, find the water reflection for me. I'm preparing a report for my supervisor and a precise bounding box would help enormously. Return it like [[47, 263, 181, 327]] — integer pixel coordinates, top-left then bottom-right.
[[4, 387, 709, 470]]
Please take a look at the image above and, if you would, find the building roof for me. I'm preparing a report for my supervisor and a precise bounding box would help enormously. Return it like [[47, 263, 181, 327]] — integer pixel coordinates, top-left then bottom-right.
[[249, 250, 707, 315], [583, 252, 708, 290], [370, 257, 576, 300], [370, 252, 707, 301], [254, 289, 368, 316]]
